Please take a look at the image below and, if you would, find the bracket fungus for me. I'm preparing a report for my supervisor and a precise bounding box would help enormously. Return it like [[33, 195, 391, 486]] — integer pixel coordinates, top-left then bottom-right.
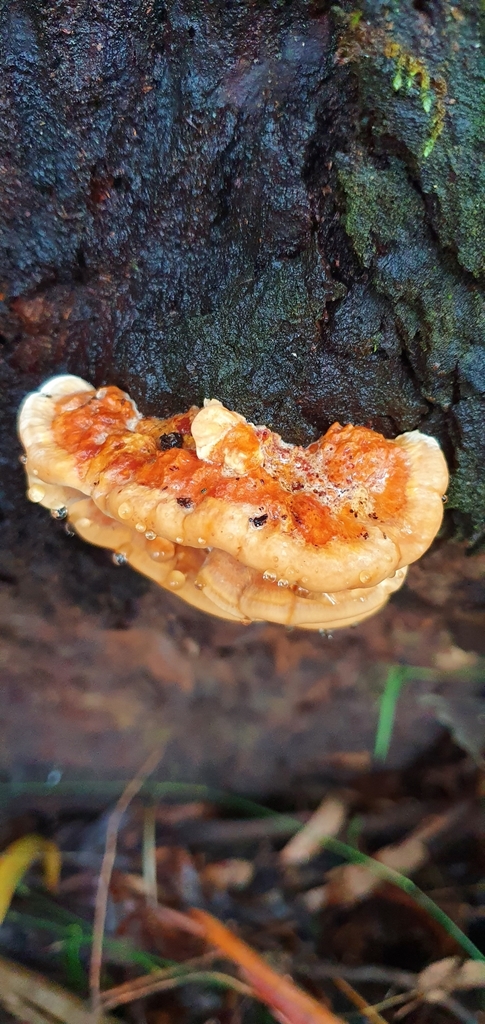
[[17, 375, 448, 630]]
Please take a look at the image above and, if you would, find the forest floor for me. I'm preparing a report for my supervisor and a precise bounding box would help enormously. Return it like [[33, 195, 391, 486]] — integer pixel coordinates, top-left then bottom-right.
[[0, 729, 484, 1024], [1, 533, 485, 1024]]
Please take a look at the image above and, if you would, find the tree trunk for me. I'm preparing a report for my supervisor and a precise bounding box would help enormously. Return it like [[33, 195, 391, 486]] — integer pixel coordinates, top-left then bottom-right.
[[0, 0, 483, 794]]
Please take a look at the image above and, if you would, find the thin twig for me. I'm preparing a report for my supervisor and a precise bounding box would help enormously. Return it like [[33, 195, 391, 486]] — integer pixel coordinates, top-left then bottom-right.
[[99, 953, 217, 1008], [370, 993, 417, 1014], [101, 964, 250, 1011], [300, 962, 480, 1024], [89, 747, 163, 1021], [299, 962, 417, 988], [332, 976, 389, 1024]]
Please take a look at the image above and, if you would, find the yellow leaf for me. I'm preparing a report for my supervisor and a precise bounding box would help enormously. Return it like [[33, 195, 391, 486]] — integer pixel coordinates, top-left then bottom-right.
[[0, 835, 61, 924]]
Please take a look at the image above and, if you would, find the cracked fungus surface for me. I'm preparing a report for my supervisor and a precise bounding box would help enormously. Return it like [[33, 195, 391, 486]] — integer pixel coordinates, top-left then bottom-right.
[[17, 375, 448, 629]]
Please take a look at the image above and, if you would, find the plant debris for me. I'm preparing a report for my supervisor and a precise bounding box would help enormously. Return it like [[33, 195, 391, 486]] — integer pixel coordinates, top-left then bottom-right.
[[0, 728, 483, 1024]]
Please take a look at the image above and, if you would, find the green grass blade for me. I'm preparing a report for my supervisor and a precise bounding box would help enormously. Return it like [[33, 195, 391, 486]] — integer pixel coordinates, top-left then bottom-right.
[[374, 666, 407, 762]]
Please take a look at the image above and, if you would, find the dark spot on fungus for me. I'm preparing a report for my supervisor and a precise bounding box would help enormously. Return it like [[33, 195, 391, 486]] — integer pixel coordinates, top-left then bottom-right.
[[177, 496, 194, 509], [249, 513, 268, 528], [159, 431, 184, 450]]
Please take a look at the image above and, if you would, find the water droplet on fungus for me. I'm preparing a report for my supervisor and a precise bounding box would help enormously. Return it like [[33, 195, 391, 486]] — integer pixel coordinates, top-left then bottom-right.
[[51, 506, 68, 520], [118, 502, 133, 519], [145, 530, 157, 540], [28, 485, 45, 503], [112, 552, 127, 566], [147, 537, 174, 561], [359, 571, 371, 583], [135, 522, 146, 532], [77, 517, 92, 529], [168, 569, 186, 590], [263, 571, 277, 582]]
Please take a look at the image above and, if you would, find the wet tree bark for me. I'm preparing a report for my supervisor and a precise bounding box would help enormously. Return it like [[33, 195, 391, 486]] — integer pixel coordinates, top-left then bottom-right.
[[0, 0, 483, 791]]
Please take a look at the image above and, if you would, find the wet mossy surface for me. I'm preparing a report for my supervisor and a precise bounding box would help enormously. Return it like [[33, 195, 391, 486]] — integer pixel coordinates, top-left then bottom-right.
[[0, 0, 484, 616]]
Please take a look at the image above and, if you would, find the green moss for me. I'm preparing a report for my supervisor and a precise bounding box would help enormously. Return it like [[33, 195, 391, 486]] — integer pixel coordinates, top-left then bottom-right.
[[332, 0, 485, 536], [385, 41, 440, 150], [336, 13, 447, 158], [449, 399, 485, 544], [337, 0, 484, 274], [338, 149, 485, 530]]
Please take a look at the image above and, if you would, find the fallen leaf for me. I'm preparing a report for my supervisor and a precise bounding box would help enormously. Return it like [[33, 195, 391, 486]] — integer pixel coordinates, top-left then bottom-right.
[[301, 886, 327, 913], [0, 835, 61, 924], [0, 953, 117, 1024], [418, 957, 485, 1002], [325, 837, 427, 908], [325, 809, 465, 908], [280, 798, 347, 867], [202, 858, 254, 890]]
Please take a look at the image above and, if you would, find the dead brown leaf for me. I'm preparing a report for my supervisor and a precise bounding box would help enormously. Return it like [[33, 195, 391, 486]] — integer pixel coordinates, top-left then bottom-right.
[[280, 798, 348, 867]]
